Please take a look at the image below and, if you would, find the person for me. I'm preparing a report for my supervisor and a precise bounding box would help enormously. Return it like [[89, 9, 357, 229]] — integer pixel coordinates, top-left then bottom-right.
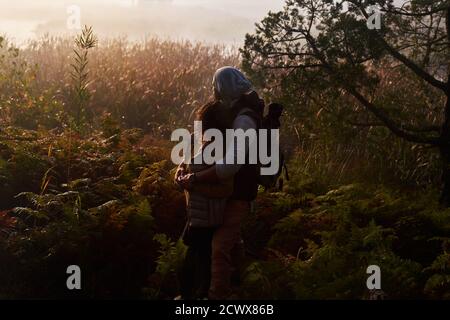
[[176, 100, 233, 300], [176, 66, 264, 299]]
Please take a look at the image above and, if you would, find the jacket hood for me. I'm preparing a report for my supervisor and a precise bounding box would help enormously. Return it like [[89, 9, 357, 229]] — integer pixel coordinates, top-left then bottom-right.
[[212, 66, 253, 107]]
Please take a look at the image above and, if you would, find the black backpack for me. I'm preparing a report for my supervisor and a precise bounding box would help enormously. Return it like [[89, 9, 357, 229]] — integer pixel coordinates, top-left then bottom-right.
[[233, 94, 289, 191], [257, 103, 289, 190]]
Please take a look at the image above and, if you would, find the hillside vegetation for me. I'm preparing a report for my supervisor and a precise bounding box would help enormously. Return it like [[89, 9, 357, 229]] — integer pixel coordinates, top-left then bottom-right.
[[0, 30, 449, 299]]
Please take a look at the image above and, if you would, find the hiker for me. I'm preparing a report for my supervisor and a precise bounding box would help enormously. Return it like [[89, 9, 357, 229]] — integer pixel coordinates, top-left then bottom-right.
[[176, 66, 264, 300], [175, 100, 233, 300]]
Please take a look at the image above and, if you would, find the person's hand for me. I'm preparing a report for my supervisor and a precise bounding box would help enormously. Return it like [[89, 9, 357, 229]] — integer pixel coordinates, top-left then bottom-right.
[[176, 173, 196, 190], [174, 165, 186, 184]]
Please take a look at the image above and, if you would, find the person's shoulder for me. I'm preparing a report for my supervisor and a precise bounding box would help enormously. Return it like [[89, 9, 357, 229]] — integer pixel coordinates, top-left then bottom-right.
[[233, 112, 258, 129]]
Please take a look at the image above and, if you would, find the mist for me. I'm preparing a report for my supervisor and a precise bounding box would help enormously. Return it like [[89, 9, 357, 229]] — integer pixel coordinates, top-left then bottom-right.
[[0, 0, 285, 45]]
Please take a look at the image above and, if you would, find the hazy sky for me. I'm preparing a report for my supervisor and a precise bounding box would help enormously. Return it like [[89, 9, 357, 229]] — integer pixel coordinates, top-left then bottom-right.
[[0, 0, 286, 45]]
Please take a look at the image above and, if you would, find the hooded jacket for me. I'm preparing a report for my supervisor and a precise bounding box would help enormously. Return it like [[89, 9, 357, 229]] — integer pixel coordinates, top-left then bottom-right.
[[213, 67, 261, 201], [212, 66, 253, 107]]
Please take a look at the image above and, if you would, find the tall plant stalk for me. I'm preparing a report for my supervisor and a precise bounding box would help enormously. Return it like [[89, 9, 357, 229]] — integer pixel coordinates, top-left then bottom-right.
[[67, 26, 97, 181], [70, 25, 97, 127]]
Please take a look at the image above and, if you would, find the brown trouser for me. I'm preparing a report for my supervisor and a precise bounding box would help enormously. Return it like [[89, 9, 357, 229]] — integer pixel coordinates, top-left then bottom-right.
[[209, 200, 250, 300]]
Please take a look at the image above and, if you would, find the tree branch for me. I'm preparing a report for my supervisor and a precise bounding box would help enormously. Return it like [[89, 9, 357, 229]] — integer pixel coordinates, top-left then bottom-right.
[[300, 28, 442, 145], [380, 4, 450, 17], [346, 88, 441, 144], [359, 6, 448, 92]]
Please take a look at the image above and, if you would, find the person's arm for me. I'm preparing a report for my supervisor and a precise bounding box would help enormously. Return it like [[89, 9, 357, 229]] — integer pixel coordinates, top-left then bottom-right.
[[177, 114, 257, 188], [194, 114, 257, 182], [215, 114, 257, 180]]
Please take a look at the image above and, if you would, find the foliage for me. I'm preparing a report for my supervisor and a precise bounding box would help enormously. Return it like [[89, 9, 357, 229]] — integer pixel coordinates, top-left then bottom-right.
[[241, 182, 450, 300], [241, 0, 449, 191], [14, 35, 239, 136], [0, 26, 449, 299], [0, 37, 64, 129], [70, 26, 98, 127], [143, 234, 187, 299], [0, 127, 186, 299]]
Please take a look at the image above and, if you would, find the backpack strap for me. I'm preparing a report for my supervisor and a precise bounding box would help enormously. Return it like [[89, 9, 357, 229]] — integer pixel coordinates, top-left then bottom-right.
[[238, 109, 262, 129], [230, 91, 264, 127]]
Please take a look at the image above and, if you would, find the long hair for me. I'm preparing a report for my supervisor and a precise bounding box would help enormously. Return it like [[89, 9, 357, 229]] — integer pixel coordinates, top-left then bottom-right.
[[195, 100, 227, 133]]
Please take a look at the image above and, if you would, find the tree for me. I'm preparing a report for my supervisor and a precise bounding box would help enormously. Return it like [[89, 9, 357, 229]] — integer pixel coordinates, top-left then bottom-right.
[[242, 0, 450, 205]]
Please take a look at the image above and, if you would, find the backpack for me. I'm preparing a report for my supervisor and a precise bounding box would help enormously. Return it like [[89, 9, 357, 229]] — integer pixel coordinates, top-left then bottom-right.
[[233, 94, 288, 191], [257, 102, 289, 190]]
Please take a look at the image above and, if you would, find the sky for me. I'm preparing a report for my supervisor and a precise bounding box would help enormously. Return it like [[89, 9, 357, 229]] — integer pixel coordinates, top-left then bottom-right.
[[0, 0, 286, 45]]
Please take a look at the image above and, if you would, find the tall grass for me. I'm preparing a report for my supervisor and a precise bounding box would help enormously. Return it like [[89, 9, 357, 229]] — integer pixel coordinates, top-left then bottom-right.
[[0, 33, 441, 189], [16, 35, 239, 135], [70, 26, 98, 126]]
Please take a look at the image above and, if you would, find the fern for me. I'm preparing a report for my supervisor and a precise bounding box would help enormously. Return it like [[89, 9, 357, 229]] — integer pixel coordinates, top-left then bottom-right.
[[153, 233, 187, 278]]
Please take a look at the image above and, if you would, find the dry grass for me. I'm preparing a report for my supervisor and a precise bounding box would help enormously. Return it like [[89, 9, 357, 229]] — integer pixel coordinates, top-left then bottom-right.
[[11, 35, 240, 134]]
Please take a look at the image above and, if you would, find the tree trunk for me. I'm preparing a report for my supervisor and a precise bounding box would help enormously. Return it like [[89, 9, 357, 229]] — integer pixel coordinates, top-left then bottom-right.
[[441, 5, 450, 206], [440, 88, 450, 207], [440, 145, 450, 207]]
